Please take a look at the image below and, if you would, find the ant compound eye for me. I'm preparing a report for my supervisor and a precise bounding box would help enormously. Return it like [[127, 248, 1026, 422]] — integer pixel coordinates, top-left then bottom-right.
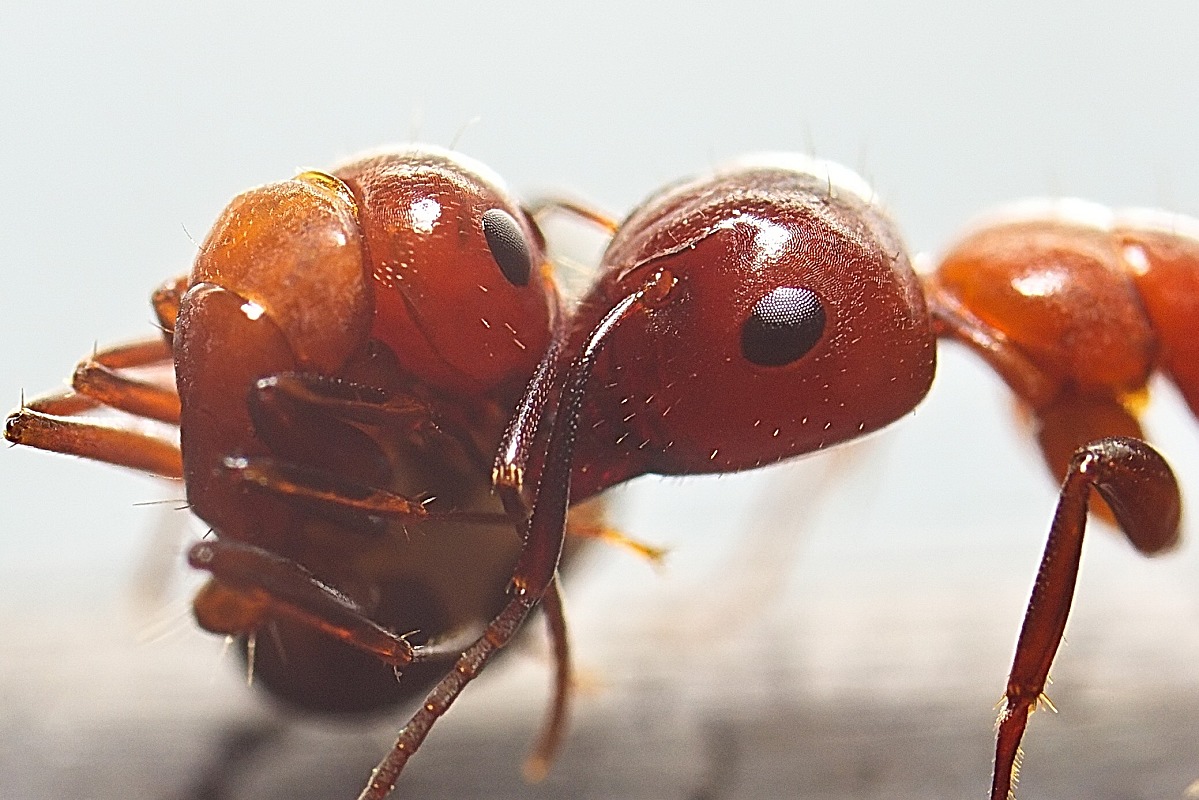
[[740, 286, 827, 366], [481, 208, 533, 286]]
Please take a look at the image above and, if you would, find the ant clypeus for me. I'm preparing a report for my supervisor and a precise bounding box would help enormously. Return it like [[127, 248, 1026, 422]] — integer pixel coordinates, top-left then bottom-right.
[[6, 150, 1193, 800]]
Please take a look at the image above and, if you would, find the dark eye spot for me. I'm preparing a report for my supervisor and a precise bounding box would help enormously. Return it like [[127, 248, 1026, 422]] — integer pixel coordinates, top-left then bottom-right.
[[740, 287, 826, 366], [481, 208, 532, 286]]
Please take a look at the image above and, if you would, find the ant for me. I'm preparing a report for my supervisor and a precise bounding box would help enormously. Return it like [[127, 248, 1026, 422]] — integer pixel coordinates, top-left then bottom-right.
[[4, 145, 618, 788], [6, 150, 1192, 800]]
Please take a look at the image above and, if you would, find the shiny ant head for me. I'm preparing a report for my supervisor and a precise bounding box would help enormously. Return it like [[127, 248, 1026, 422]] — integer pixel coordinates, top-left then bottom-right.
[[566, 155, 937, 496], [333, 146, 557, 395], [181, 147, 557, 538]]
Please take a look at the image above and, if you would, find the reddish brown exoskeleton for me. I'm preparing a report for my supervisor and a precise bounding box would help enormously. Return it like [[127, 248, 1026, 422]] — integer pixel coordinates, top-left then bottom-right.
[[4, 145, 602, 783], [355, 159, 1188, 800]]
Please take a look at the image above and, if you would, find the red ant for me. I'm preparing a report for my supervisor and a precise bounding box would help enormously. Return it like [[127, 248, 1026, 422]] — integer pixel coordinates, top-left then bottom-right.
[[6, 150, 1191, 800], [4, 145, 612, 784]]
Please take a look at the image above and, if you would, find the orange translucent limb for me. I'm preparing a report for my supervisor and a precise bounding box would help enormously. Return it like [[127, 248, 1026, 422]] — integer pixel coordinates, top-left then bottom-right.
[[523, 576, 571, 782], [4, 402, 182, 479], [527, 197, 620, 234], [72, 359, 179, 424], [46, 274, 185, 427], [5, 324, 182, 475], [51, 335, 181, 424], [569, 520, 667, 565], [991, 438, 1180, 800], [21, 388, 99, 416], [84, 336, 172, 369]]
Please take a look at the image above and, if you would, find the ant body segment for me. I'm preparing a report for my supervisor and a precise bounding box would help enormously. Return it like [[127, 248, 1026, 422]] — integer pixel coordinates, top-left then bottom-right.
[[6, 151, 1192, 800]]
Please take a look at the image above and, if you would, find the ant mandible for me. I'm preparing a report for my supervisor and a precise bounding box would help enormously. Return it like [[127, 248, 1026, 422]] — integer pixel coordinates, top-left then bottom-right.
[[356, 155, 1187, 799]]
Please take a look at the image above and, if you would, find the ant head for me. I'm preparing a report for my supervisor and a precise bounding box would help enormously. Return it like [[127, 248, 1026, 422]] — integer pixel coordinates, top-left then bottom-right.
[[570, 156, 936, 494], [335, 146, 558, 396]]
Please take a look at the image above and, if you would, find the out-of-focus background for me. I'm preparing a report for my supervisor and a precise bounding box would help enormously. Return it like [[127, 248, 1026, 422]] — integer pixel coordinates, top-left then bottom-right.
[[3, 4, 1199, 799]]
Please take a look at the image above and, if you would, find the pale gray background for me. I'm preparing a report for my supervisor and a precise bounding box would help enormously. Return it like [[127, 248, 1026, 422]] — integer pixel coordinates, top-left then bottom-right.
[[3, 4, 1199, 799]]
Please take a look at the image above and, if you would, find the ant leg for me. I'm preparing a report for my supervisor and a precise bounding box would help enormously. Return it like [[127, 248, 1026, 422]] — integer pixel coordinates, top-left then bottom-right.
[[60, 273, 188, 423], [527, 197, 620, 234], [356, 282, 653, 800], [188, 539, 415, 668], [564, 497, 667, 565], [70, 336, 180, 424], [991, 437, 1179, 800], [5, 391, 182, 478], [524, 575, 571, 782], [6, 305, 182, 472], [218, 455, 459, 524], [358, 577, 560, 800]]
